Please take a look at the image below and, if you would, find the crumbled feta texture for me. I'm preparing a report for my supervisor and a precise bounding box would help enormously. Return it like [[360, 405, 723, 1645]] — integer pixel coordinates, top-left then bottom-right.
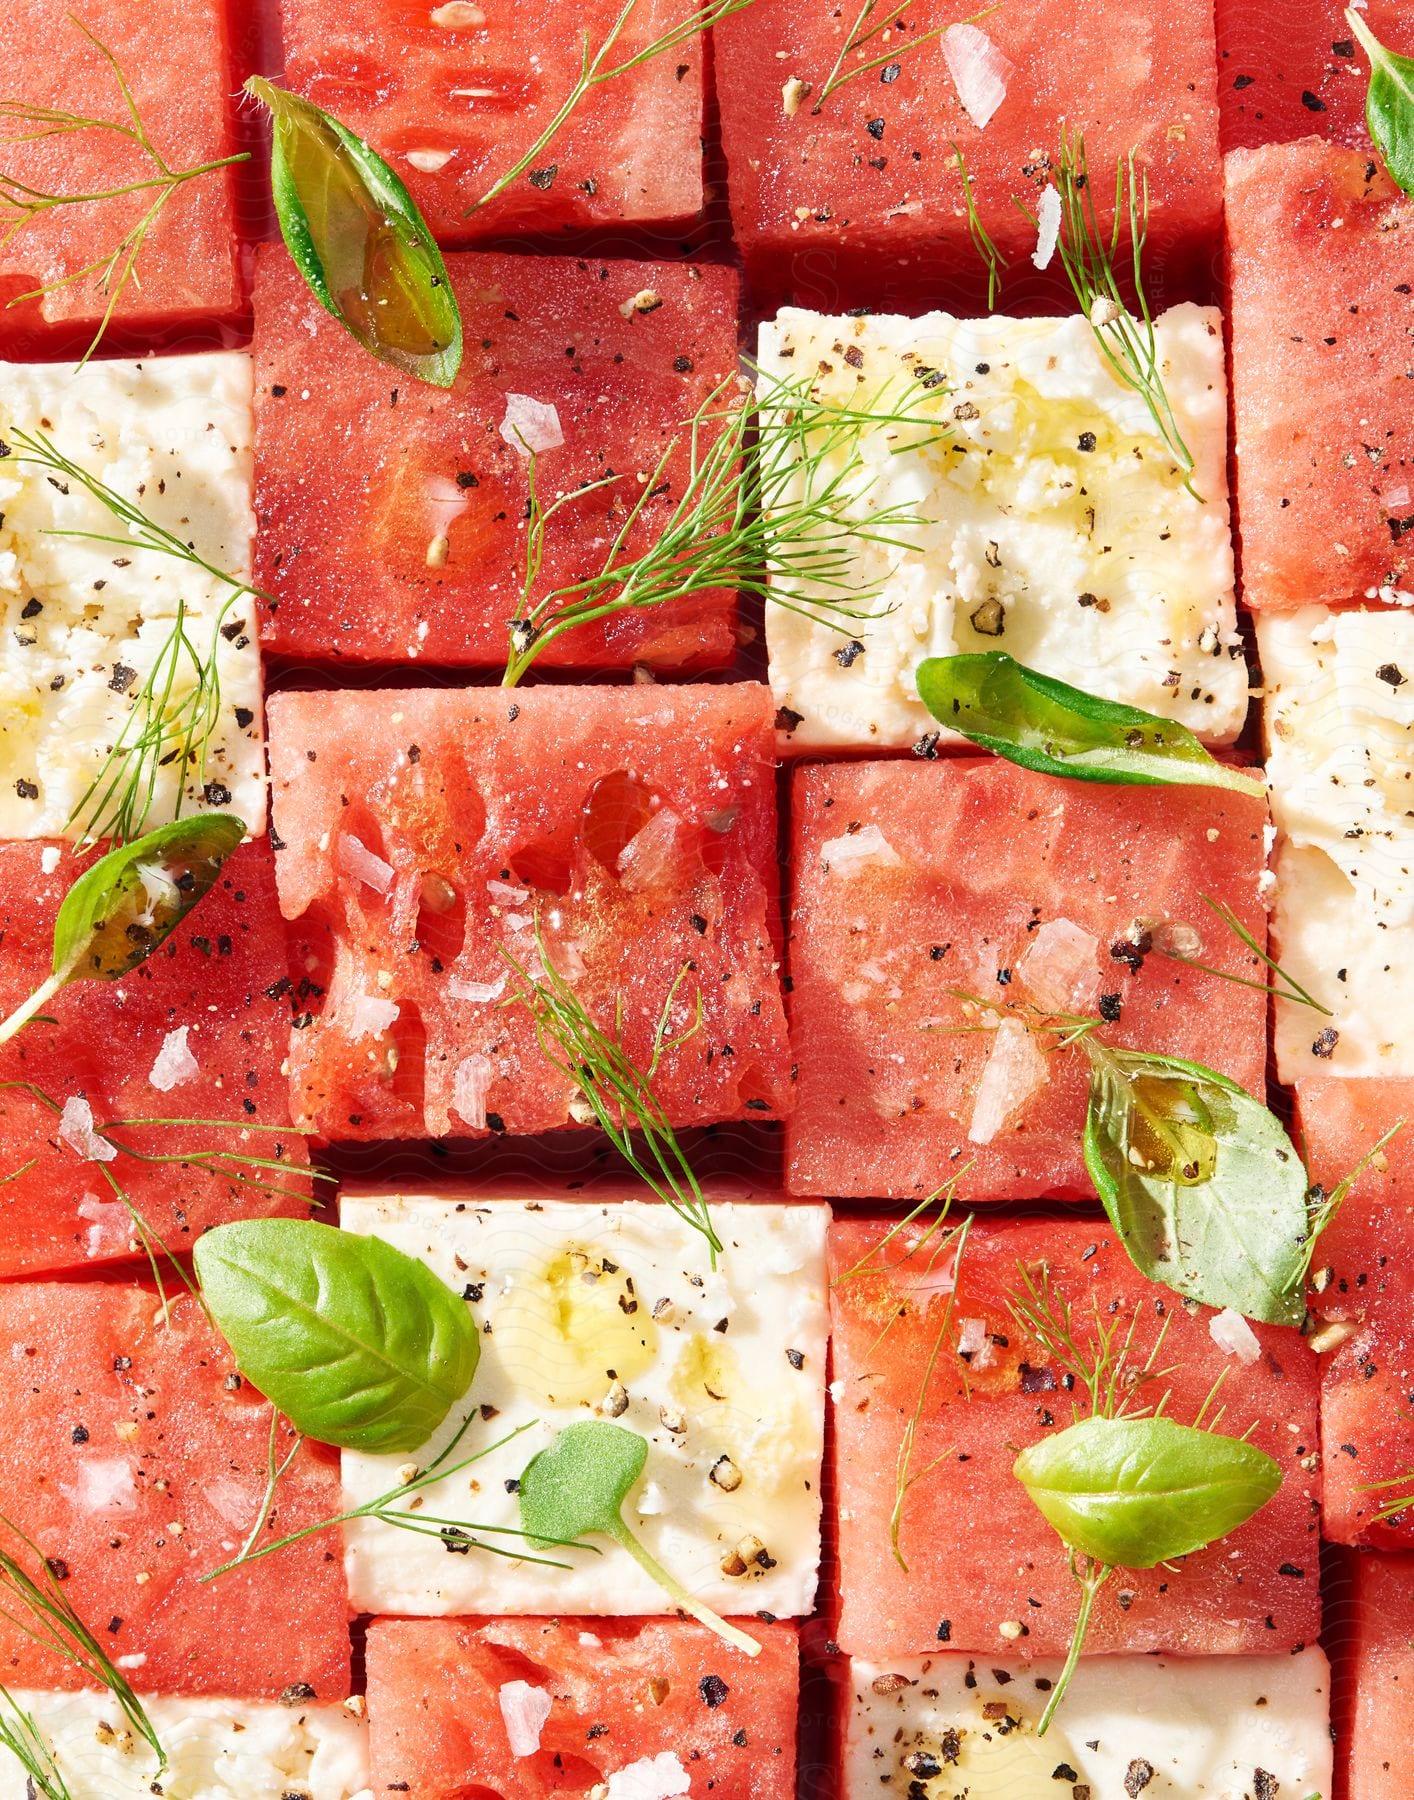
[[452, 1052, 494, 1130], [845, 1649, 1333, 1797], [339, 1196, 828, 1619], [605, 1751, 691, 1800], [499, 1680, 553, 1757], [968, 1016, 1048, 1144], [500, 393, 564, 456], [0, 1688, 370, 1798], [820, 823, 901, 874], [58, 1095, 116, 1163], [1208, 1307, 1262, 1366], [40, 844, 60, 874], [1032, 183, 1062, 268], [760, 306, 1243, 754], [148, 1025, 199, 1092], [0, 353, 265, 838], [337, 832, 396, 894], [943, 23, 1013, 129], [1018, 917, 1100, 1015], [1261, 607, 1414, 1078]]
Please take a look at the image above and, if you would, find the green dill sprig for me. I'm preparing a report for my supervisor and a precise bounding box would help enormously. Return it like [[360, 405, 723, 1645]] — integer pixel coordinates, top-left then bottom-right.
[[2, 430, 270, 846], [0, 20, 248, 364], [0, 1518, 164, 1775], [0, 1689, 74, 1800], [1007, 1258, 1176, 1428], [810, 2, 997, 112], [1017, 129, 1200, 499], [466, 0, 753, 218], [951, 141, 1006, 309], [502, 367, 947, 685], [499, 931, 722, 1262]]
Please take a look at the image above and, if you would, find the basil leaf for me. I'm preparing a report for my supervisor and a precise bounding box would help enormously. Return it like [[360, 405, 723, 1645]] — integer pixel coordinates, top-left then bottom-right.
[[194, 1220, 480, 1453], [1082, 1043, 1310, 1327], [246, 77, 463, 388], [1013, 1415, 1282, 1569], [1347, 9, 1414, 195], [914, 653, 1265, 797], [520, 1420, 648, 1548]]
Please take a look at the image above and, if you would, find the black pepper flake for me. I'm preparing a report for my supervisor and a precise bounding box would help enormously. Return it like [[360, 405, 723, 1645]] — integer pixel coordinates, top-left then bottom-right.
[[913, 731, 940, 759], [1378, 663, 1407, 687], [20, 598, 41, 619], [528, 164, 558, 189], [673, 355, 694, 373], [503, 1477, 521, 1495], [235, 706, 254, 729], [45, 1557, 70, 1582], [699, 1674, 729, 1708], [1234, 73, 1254, 88], [108, 663, 138, 694], [270, 384, 287, 398], [14, 778, 38, 800], [834, 637, 865, 668], [936, 1618, 952, 1642], [1052, 1764, 1079, 1783], [866, 117, 885, 138], [70, 1424, 89, 1444], [1124, 1762, 1154, 1797], [731, 1728, 748, 1746], [585, 1723, 608, 1740], [1278, 1561, 1305, 1578], [880, 60, 901, 82], [441, 1525, 473, 1554], [1389, 515, 1414, 543], [279, 1684, 317, 1707], [203, 781, 233, 806], [786, 1347, 805, 1369], [1077, 431, 1097, 453], [485, 1112, 507, 1134], [1300, 89, 1326, 110], [775, 706, 803, 733], [1253, 1773, 1279, 1800], [689, 912, 708, 935], [1018, 1363, 1056, 1394], [1311, 1027, 1339, 1060], [1097, 992, 1123, 1022]]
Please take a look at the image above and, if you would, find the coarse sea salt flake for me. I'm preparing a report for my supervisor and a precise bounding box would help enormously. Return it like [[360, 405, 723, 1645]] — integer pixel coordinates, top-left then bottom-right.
[[1032, 184, 1062, 270], [501, 394, 564, 456], [407, 148, 453, 172], [59, 1095, 117, 1164], [606, 1752, 692, 1800], [499, 1680, 553, 1757], [968, 1016, 1048, 1144], [453, 1053, 495, 1130], [448, 973, 507, 1005], [338, 833, 396, 894], [149, 1025, 199, 1092], [942, 23, 1013, 130], [1209, 1307, 1262, 1366], [821, 823, 901, 875]]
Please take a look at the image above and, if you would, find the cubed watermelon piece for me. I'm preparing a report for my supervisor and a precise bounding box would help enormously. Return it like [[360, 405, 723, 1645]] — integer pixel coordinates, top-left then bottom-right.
[[1296, 1079, 1414, 1318], [0, 840, 314, 1279], [266, 684, 791, 1142], [1226, 140, 1414, 609], [829, 1215, 1322, 1659], [252, 249, 740, 670], [1321, 1304, 1414, 1549], [1216, 1, 1412, 152], [715, 0, 1224, 313], [278, 0, 706, 244], [0, 0, 244, 355], [786, 759, 1269, 1201], [365, 1617, 799, 1798], [0, 1284, 350, 1700], [1336, 1551, 1414, 1800]]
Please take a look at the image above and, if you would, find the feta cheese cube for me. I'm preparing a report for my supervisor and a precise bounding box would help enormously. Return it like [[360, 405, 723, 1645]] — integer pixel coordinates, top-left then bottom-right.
[[844, 1649, 1332, 1797], [1261, 606, 1414, 1078], [0, 353, 264, 838], [339, 1194, 829, 1619], [759, 305, 1246, 753]]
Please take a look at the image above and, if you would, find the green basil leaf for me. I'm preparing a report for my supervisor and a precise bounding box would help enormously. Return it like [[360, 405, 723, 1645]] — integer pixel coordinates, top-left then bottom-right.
[[1013, 1414, 1282, 1569], [914, 653, 1265, 797], [194, 1220, 480, 1453], [246, 77, 463, 388], [520, 1420, 648, 1548], [1347, 9, 1414, 195], [1082, 1043, 1310, 1327]]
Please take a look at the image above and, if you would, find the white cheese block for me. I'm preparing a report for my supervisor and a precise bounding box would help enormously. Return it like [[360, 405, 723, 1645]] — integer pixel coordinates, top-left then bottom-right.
[[0, 353, 264, 839], [844, 1649, 1333, 1798], [0, 1689, 369, 1799], [339, 1194, 829, 1618], [1260, 606, 1414, 1078], [758, 304, 1246, 753]]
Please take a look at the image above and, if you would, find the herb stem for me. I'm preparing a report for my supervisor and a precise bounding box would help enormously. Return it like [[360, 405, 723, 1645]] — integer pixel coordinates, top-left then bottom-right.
[[0, 967, 69, 1048], [607, 1518, 761, 1656], [1038, 1556, 1110, 1735]]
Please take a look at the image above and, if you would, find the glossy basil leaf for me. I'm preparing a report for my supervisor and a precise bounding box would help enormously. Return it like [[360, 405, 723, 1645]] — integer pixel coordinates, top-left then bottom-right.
[[915, 653, 1265, 797], [1082, 1043, 1310, 1327], [1013, 1415, 1282, 1569], [246, 77, 462, 387], [1347, 9, 1414, 195], [194, 1220, 479, 1453]]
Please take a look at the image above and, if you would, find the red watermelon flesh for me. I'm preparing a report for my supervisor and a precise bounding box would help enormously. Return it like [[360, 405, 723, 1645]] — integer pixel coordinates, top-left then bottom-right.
[[0, 0, 243, 354], [252, 249, 740, 670], [785, 758, 1269, 1202], [1216, 1, 1413, 153], [714, 0, 1224, 314], [0, 1284, 349, 1701], [1296, 1078, 1414, 1319], [279, 0, 706, 245], [1321, 1305, 1414, 1549], [828, 1215, 1322, 1660], [0, 840, 314, 1280], [266, 683, 792, 1143], [1337, 1551, 1414, 1800], [365, 1616, 799, 1799], [1226, 140, 1414, 609]]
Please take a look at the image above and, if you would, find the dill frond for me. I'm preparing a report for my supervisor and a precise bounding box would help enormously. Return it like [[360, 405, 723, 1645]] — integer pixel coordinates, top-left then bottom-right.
[[466, 0, 754, 218], [0, 20, 248, 364], [1007, 1259, 1174, 1425], [811, 2, 995, 112], [0, 1690, 74, 1800], [951, 141, 1007, 309], [1151, 893, 1333, 1016], [3, 429, 271, 846], [1017, 128, 1200, 499]]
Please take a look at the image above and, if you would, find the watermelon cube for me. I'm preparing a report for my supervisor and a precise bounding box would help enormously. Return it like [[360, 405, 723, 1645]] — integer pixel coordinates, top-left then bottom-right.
[[1226, 140, 1414, 609], [252, 249, 740, 671], [844, 1648, 1334, 1795], [0, 1284, 350, 1700], [338, 1190, 828, 1620], [1296, 1078, 1414, 1316], [829, 1216, 1322, 1659], [1320, 1301, 1414, 1549], [1216, 1, 1412, 152], [278, 0, 707, 245], [714, 0, 1224, 314], [1336, 1551, 1414, 1800], [0, 0, 244, 355], [0, 839, 314, 1280], [0, 353, 265, 840], [786, 758, 1269, 1201], [266, 684, 792, 1142], [365, 1617, 800, 1798]]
